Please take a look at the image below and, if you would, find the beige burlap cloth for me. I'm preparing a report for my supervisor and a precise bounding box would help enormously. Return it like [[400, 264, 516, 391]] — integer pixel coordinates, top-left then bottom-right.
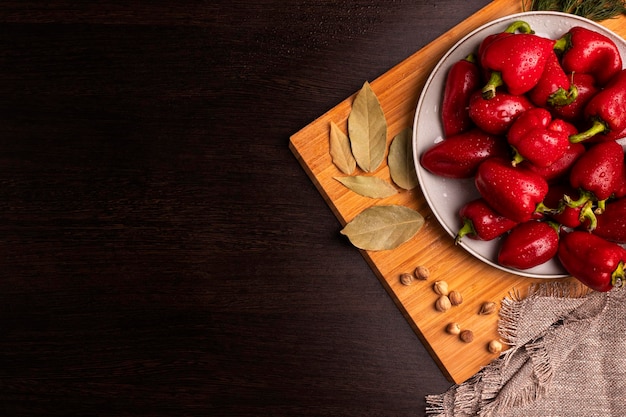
[[426, 283, 626, 416]]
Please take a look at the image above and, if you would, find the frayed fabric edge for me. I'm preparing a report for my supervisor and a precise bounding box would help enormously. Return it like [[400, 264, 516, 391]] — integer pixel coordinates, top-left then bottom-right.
[[475, 340, 553, 417], [525, 337, 554, 387], [479, 383, 549, 417], [498, 281, 590, 350], [424, 362, 504, 416], [423, 340, 554, 416], [498, 295, 522, 350], [525, 281, 591, 299], [425, 393, 446, 417]]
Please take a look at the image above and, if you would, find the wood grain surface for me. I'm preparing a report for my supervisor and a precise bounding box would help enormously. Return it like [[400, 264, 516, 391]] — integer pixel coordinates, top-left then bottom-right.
[[291, 0, 626, 384]]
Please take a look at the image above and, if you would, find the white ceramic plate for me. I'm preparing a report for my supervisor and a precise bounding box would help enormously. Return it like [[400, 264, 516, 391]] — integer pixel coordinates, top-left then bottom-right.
[[412, 11, 626, 278]]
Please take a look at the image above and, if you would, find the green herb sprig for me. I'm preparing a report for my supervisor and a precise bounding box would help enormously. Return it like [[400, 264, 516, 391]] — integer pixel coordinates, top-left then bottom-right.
[[523, 0, 626, 21]]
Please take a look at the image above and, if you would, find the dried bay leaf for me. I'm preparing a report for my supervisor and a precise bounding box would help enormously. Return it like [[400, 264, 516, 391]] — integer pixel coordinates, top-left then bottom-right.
[[388, 127, 418, 190], [334, 175, 397, 199], [340, 205, 424, 251], [329, 121, 356, 175], [348, 81, 387, 172]]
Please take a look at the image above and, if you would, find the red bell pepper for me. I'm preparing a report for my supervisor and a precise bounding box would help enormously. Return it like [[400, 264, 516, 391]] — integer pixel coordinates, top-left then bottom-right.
[[554, 26, 623, 87], [569, 69, 626, 143], [478, 21, 534, 58], [455, 198, 518, 244], [519, 142, 585, 184], [480, 30, 555, 98], [507, 107, 552, 144], [528, 50, 577, 108], [506, 107, 570, 167], [588, 197, 626, 243], [441, 54, 481, 137], [498, 220, 560, 270], [566, 141, 625, 213], [478, 21, 534, 80], [475, 157, 549, 222], [558, 230, 626, 292], [468, 90, 534, 135], [420, 128, 509, 179]]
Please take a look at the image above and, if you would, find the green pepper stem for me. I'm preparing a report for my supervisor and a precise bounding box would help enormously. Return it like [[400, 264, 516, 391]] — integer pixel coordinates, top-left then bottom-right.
[[511, 148, 525, 167], [595, 199, 607, 214], [455, 219, 475, 245], [611, 261, 625, 289], [535, 201, 560, 216], [546, 220, 561, 234], [553, 33, 571, 54], [504, 20, 534, 34], [564, 189, 593, 208], [579, 201, 598, 231], [569, 119, 609, 143], [482, 71, 503, 100], [465, 53, 476, 64], [548, 85, 578, 107]]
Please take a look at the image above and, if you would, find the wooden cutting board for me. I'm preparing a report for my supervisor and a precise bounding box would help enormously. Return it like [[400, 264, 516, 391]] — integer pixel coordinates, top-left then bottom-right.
[[289, 0, 626, 384]]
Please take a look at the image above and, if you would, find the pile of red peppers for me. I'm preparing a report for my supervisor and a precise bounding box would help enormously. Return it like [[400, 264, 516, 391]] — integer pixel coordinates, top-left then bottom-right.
[[421, 20, 626, 292]]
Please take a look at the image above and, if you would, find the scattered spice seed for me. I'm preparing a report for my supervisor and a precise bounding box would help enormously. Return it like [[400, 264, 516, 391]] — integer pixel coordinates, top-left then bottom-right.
[[449, 290, 463, 306], [433, 280, 449, 296], [446, 322, 461, 335], [488, 340, 503, 354], [399, 272, 414, 286], [414, 265, 430, 280], [460, 329, 474, 343], [479, 301, 497, 315], [435, 295, 451, 312]]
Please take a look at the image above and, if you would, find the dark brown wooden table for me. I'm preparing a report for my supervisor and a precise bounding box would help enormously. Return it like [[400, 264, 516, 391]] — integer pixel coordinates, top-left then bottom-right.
[[0, 1, 492, 415]]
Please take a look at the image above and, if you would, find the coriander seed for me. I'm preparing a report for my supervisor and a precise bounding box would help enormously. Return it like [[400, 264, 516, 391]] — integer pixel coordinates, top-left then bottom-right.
[[460, 329, 474, 343], [400, 272, 414, 286], [479, 301, 497, 315], [433, 280, 449, 296], [446, 322, 461, 335], [449, 290, 463, 306], [435, 295, 451, 312], [414, 265, 430, 280], [488, 340, 503, 354]]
